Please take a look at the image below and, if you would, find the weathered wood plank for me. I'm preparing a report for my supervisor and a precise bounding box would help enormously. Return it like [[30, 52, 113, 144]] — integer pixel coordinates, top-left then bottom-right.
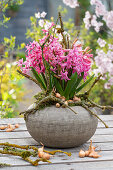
[[0, 115, 113, 125], [0, 120, 113, 132], [0, 130, 113, 144], [0, 118, 25, 124], [0, 126, 112, 138], [66, 142, 113, 152], [99, 115, 113, 121], [0, 140, 113, 152], [0, 137, 113, 153], [98, 121, 113, 128], [0, 138, 38, 145], [1, 150, 113, 167], [95, 128, 113, 135], [0, 119, 113, 128], [0, 137, 113, 152], [0, 116, 113, 169], [0, 124, 27, 132], [3, 161, 113, 170], [0, 131, 31, 139], [91, 135, 113, 143], [0, 130, 113, 143]]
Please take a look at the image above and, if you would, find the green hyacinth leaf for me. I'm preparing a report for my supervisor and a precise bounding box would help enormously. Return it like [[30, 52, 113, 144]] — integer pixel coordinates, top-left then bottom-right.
[[31, 67, 46, 90], [64, 72, 78, 99], [75, 74, 95, 94], [69, 72, 84, 99], [53, 76, 64, 96]]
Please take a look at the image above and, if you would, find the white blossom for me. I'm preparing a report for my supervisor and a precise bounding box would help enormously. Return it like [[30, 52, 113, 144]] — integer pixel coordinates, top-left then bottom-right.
[[44, 21, 54, 31], [93, 48, 113, 88], [9, 89, 15, 95], [108, 44, 113, 50], [90, 0, 106, 17], [90, 0, 113, 31], [97, 38, 106, 47], [104, 83, 111, 89], [91, 15, 103, 32], [41, 11, 47, 18], [85, 0, 113, 88], [35, 12, 40, 18], [103, 11, 113, 31], [83, 11, 91, 29], [38, 19, 44, 27], [63, 0, 79, 8]]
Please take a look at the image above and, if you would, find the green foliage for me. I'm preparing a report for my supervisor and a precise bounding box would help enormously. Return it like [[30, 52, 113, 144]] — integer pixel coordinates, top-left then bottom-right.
[[24, 8, 95, 100], [31, 64, 93, 100], [79, 24, 98, 55], [26, 16, 43, 41], [0, 61, 25, 118], [0, 0, 24, 27], [64, 72, 78, 99], [25, 5, 113, 109], [69, 73, 84, 99], [53, 77, 64, 96], [32, 68, 47, 90], [78, 0, 90, 20], [26, 7, 78, 43], [4, 36, 16, 50], [8, 3, 20, 12], [64, 19, 78, 39], [76, 74, 94, 93], [0, 0, 25, 118]]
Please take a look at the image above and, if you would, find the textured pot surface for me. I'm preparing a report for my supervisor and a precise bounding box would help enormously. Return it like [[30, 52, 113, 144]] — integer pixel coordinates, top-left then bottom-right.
[[26, 106, 98, 148]]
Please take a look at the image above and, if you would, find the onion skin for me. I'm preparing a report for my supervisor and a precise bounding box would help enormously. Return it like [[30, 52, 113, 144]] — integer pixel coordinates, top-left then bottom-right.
[[38, 147, 43, 153], [56, 93, 61, 98], [64, 101, 68, 106], [15, 124, 19, 128], [42, 153, 52, 160], [89, 151, 101, 158], [73, 96, 81, 102], [0, 126, 7, 130], [61, 97, 65, 101], [79, 140, 101, 159], [92, 154, 101, 158], [56, 103, 60, 108], [6, 128, 13, 132], [38, 151, 44, 158], [79, 150, 85, 158], [7, 124, 14, 129], [85, 150, 90, 157]]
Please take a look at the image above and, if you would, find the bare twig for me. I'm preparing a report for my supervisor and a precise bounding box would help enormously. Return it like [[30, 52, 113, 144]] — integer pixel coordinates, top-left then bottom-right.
[[82, 103, 109, 128], [86, 74, 102, 96], [88, 99, 113, 111]]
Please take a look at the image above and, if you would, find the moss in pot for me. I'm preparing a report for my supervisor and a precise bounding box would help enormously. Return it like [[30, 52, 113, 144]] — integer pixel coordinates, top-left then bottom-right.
[[17, 12, 112, 148]]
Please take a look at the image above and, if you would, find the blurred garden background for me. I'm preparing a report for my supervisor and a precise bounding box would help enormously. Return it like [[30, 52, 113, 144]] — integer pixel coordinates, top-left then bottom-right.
[[0, 0, 113, 118]]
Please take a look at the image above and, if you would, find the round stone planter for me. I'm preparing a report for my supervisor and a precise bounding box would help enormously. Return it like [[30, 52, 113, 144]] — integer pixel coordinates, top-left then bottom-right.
[[26, 105, 98, 148]]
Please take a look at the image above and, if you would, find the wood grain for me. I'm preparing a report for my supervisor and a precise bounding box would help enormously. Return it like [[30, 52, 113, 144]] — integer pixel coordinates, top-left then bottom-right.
[[0, 116, 113, 169]]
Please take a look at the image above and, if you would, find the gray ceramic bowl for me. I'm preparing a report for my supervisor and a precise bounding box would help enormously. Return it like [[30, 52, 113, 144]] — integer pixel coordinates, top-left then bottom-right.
[[26, 105, 98, 148]]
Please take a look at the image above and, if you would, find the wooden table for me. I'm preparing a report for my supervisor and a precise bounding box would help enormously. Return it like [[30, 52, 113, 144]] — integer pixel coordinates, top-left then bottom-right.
[[0, 115, 113, 170]]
